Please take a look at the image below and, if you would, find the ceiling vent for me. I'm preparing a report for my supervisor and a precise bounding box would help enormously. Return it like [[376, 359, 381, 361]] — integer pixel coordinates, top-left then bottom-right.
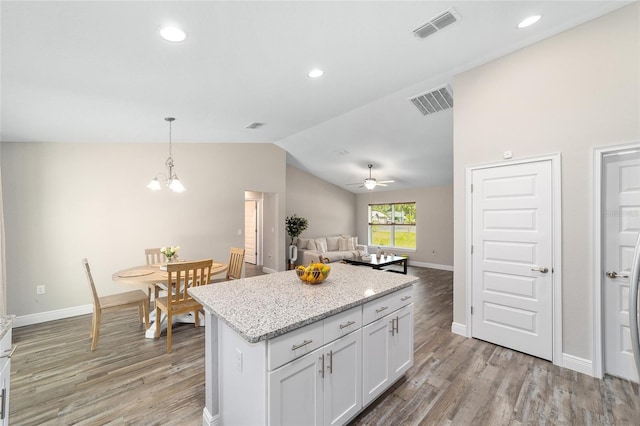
[[246, 122, 265, 129], [413, 8, 460, 39], [409, 85, 453, 116]]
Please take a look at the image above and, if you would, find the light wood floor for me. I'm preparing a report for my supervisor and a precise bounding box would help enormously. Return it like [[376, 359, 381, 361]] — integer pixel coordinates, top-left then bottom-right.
[[10, 265, 640, 425]]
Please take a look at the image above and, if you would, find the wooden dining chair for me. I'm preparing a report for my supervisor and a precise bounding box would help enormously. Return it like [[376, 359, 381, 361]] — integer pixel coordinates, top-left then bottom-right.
[[211, 247, 245, 283], [154, 259, 213, 352], [82, 258, 149, 351], [145, 247, 167, 265]]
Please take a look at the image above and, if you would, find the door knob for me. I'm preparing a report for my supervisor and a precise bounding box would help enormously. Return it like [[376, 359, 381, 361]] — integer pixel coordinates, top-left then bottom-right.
[[606, 270, 629, 279], [531, 266, 549, 273]]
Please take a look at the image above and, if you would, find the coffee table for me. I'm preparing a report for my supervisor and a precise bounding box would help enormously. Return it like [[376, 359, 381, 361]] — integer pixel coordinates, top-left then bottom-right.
[[344, 254, 408, 274]]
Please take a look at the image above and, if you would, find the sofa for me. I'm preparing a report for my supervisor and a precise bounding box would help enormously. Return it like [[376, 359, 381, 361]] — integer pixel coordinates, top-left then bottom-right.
[[294, 235, 368, 265]]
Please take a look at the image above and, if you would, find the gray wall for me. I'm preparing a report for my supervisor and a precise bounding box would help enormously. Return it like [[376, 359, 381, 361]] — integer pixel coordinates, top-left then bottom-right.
[[285, 165, 357, 241], [453, 3, 639, 360], [2, 142, 287, 317], [356, 185, 453, 268]]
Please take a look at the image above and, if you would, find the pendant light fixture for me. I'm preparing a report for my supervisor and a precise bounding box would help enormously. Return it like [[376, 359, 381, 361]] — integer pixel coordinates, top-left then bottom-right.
[[147, 117, 186, 193]]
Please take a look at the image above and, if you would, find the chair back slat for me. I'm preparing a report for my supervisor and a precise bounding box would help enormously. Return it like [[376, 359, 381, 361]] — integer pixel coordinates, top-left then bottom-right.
[[82, 258, 101, 309], [227, 247, 245, 280], [166, 259, 213, 305], [145, 248, 166, 265]]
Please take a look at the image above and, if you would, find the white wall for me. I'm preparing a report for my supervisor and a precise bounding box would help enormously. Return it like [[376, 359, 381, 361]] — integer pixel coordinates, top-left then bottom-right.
[[453, 3, 639, 360], [1, 142, 287, 317], [285, 165, 356, 241], [356, 185, 453, 268]]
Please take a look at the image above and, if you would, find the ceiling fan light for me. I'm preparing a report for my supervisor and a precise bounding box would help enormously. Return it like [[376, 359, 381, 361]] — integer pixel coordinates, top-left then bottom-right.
[[364, 178, 377, 190], [147, 177, 162, 191]]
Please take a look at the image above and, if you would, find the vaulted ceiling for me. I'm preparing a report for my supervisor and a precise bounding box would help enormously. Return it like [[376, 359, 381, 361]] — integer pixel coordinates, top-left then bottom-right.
[[1, 1, 632, 192]]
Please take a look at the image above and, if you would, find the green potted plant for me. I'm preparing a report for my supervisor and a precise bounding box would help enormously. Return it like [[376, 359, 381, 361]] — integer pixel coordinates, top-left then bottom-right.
[[285, 214, 308, 245], [286, 214, 308, 269]]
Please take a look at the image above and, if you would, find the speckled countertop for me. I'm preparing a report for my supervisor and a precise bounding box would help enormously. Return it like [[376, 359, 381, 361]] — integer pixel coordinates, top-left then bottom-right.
[[0, 315, 15, 340], [189, 262, 418, 343]]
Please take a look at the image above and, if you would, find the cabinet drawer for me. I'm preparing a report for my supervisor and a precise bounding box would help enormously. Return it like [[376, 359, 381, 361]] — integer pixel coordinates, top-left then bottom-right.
[[268, 321, 324, 371], [323, 305, 362, 344], [362, 286, 413, 325]]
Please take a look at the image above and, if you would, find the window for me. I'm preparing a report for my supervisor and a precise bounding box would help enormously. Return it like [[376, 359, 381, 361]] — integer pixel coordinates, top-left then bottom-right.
[[368, 202, 416, 249]]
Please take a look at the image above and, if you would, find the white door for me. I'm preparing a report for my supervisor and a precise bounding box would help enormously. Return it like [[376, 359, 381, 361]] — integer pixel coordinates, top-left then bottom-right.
[[603, 149, 640, 381], [323, 332, 362, 426], [245, 200, 258, 264], [472, 160, 554, 360]]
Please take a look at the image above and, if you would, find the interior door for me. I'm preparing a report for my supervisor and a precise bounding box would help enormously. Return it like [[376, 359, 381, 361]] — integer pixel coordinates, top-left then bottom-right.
[[603, 149, 640, 382], [245, 200, 257, 265], [472, 160, 554, 360]]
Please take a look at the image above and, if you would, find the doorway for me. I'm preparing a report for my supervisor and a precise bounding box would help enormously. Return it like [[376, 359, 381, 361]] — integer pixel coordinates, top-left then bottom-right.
[[595, 144, 640, 382], [467, 155, 561, 362]]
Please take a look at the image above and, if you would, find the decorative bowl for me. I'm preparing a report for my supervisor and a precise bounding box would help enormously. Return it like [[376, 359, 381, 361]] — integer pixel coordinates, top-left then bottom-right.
[[295, 263, 331, 285]]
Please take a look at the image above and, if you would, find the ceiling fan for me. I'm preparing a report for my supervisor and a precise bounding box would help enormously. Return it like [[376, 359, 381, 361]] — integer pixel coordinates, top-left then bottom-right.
[[347, 164, 395, 190]]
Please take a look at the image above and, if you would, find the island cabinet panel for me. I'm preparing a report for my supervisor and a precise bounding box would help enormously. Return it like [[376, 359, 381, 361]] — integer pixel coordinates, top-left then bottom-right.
[[268, 346, 324, 426], [0, 329, 12, 426], [362, 303, 414, 407], [323, 331, 362, 426], [268, 331, 362, 426]]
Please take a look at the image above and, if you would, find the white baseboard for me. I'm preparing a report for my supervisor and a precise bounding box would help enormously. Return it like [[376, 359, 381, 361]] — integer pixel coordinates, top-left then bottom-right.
[[450, 322, 468, 337], [562, 353, 594, 377], [14, 304, 93, 328], [408, 260, 453, 271], [202, 407, 221, 426], [262, 267, 277, 274]]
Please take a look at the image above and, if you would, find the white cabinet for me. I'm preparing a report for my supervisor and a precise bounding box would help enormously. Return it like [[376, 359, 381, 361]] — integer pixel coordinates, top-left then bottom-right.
[[269, 346, 324, 426], [0, 329, 12, 426], [362, 304, 413, 406], [268, 331, 362, 426]]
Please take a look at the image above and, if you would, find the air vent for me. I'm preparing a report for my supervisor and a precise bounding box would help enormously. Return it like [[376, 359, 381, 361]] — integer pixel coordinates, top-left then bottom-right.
[[246, 122, 265, 129], [409, 85, 453, 116], [413, 8, 460, 39]]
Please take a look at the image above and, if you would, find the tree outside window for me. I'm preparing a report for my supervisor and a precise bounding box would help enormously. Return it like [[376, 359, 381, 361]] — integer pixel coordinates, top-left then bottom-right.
[[369, 202, 416, 249]]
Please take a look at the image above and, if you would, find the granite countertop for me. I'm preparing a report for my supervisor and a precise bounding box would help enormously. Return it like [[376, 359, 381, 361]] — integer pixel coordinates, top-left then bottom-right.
[[189, 262, 418, 343], [0, 315, 16, 341]]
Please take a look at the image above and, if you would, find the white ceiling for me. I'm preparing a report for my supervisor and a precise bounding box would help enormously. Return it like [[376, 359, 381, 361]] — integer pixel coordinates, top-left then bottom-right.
[[1, 1, 632, 193]]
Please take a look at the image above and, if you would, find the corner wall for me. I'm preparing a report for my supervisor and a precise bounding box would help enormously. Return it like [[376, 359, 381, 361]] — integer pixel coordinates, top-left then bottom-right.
[[453, 4, 639, 361]]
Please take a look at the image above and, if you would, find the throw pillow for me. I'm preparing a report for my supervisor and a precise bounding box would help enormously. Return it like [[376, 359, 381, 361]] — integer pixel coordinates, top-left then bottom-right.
[[338, 237, 349, 251], [297, 238, 310, 249], [307, 240, 317, 251], [339, 236, 356, 251], [326, 236, 341, 252], [315, 238, 328, 253]]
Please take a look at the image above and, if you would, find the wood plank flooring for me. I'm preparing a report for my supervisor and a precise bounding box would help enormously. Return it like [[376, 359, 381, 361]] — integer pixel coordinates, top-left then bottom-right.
[[10, 264, 640, 425]]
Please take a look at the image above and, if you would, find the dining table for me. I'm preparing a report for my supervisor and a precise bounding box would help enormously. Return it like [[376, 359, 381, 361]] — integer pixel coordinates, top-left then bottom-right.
[[112, 260, 228, 338]]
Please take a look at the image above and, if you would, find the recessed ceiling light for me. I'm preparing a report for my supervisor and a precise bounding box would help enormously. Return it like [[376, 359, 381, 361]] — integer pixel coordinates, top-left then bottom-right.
[[160, 26, 187, 42], [308, 69, 324, 78], [518, 15, 541, 29]]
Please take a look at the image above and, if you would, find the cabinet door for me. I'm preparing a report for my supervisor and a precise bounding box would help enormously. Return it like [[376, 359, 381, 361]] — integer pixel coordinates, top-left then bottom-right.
[[268, 347, 323, 426], [324, 331, 362, 426], [390, 304, 414, 381], [362, 316, 392, 406]]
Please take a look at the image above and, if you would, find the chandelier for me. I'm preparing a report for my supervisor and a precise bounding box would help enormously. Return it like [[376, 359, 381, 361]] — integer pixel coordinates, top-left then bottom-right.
[[147, 117, 186, 193]]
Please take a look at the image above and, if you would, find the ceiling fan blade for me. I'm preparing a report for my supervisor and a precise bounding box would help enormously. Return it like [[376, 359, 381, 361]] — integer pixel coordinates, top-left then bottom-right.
[[346, 182, 363, 186], [377, 183, 388, 187], [378, 180, 395, 184]]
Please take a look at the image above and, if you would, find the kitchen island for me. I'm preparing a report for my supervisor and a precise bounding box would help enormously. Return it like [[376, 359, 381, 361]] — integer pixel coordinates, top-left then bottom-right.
[[189, 262, 418, 426]]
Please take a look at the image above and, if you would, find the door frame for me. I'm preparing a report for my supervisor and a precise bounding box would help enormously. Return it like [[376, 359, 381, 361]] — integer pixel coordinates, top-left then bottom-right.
[[592, 141, 640, 378], [465, 153, 562, 365]]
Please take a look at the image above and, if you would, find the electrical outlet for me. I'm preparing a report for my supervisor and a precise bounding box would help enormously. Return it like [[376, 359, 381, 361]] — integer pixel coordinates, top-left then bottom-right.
[[36, 285, 45, 295], [235, 348, 243, 372]]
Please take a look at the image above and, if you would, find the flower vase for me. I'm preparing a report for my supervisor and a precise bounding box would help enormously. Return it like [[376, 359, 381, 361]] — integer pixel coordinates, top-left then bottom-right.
[[166, 256, 175, 263]]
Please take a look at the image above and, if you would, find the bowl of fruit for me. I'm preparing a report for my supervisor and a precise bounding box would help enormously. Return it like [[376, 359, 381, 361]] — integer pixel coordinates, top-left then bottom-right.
[[295, 263, 331, 285]]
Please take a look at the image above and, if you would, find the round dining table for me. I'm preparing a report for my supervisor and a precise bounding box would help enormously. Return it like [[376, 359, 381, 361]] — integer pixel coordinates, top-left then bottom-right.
[[112, 260, 228, 338]]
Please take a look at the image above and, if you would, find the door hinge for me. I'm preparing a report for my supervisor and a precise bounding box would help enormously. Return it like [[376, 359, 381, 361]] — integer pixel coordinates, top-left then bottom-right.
[[471, 183, 474, 193], [471, 306, 473, 315], [471, 245, 474, 254]]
